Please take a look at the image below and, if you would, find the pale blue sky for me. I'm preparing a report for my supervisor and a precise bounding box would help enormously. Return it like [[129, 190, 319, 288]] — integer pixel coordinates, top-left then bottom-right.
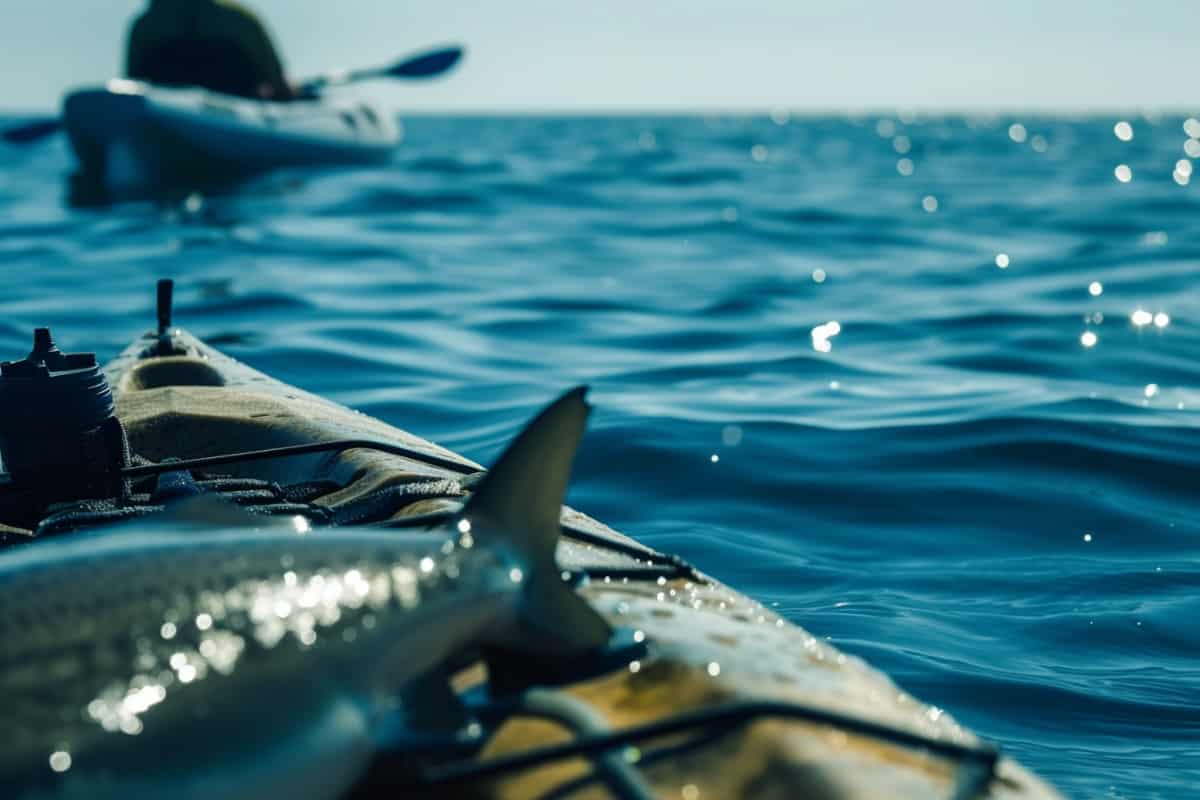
[[4, 0, 1197, 111]]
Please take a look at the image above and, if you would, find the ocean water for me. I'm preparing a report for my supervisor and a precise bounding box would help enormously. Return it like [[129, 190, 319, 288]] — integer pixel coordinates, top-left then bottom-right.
[[2, 112, 1198, 797]]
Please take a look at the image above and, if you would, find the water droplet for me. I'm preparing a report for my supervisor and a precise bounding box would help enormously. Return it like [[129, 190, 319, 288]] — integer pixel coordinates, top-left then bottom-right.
[[456, 518, 472, 534], [892, 135, 911, 154], [1154, 312, 1170, 328], [1008, 123, 1028, 143], [709, 453, 719, 464], [1144, 383, 1159, 398], [49, 751, 72, 773], [1114, 164, 1132, 183], [921, 195, 939, 213], [896, 157, 914, 176], [509, 567, 524, 584], [811, 268, 827, 283], [1083, 532, 1093, 542], [1080, 331, 1098, 348], [995, 253, 1010, 269], [1131, 309, 1153, 327], [629, 660, 642, 674], [160, 622, 177, 640], [750, 144, 769, 163], [706, 661, 721, 677], [1113, 121, 1134, 141], [195, 613, 213, 631], [1088, 281, 1103, 296], [419, 557, 435, 574], [682, 785, 701, 800]]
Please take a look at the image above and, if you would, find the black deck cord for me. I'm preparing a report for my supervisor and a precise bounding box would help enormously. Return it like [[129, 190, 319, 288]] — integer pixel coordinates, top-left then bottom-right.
[[120, 439, 480, 479], [118, 439, 704, 580], [417, 699, 1000, 796], [496, 689, 656, 800]]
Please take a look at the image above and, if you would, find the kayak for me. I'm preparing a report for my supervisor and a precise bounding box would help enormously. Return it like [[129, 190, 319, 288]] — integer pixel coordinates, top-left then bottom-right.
[[61, 79, 400, 198], [0, 281, 1063, 799]]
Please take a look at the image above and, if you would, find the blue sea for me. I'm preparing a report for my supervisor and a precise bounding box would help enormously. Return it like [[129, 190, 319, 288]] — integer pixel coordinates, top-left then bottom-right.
[[2, 112, 1198, 798]]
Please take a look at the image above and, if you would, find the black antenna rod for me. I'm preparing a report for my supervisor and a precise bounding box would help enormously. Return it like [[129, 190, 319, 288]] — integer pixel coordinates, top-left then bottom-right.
[[156, 279, 173, 334]]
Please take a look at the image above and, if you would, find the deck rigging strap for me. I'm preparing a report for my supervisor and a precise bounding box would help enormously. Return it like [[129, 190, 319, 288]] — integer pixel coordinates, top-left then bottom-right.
[[117, 438, 703, 578], [361, 691, 1000, 800]]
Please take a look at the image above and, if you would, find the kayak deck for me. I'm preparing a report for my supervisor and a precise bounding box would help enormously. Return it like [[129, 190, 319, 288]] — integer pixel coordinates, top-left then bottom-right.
[[88, 318, 1063, 799]]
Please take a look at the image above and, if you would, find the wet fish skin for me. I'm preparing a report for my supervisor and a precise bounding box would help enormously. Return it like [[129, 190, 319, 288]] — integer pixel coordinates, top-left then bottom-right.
[[0, 523, 520, 800], [0, 385, 610, 799]]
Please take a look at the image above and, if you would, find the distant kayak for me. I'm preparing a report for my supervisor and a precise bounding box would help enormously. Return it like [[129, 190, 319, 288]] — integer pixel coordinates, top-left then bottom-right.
[[62, 79, 400, 199]]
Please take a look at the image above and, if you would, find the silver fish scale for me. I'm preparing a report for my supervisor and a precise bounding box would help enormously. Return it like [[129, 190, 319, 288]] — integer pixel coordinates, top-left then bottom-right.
[[0, 523, 517, 788]]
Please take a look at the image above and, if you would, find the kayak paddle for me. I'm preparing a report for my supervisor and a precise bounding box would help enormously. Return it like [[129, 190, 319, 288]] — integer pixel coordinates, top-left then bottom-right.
[[294, 44, 464, 99], [2, 117, 61, 145]]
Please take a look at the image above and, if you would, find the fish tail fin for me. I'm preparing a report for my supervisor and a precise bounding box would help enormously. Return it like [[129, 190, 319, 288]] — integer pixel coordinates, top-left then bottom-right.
[[461, 386, 612, 658]]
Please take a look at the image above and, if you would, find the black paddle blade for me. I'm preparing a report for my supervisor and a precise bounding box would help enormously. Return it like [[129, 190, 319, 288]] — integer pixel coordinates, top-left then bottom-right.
[[389, 46, 464, 78], [2, 118, 60, 145]]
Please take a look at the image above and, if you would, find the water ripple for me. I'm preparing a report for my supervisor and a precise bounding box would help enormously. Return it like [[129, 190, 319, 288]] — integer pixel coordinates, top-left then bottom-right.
[[1, 113, 1197, 798]]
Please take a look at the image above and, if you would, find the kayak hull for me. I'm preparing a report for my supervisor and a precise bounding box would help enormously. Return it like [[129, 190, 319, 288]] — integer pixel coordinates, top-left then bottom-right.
[[61, 80, 400, 199], [86, 325, 1064, 800]]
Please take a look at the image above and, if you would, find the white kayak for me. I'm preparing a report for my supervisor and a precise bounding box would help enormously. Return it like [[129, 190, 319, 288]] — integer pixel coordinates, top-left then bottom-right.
[[62, 79, 400, 198]]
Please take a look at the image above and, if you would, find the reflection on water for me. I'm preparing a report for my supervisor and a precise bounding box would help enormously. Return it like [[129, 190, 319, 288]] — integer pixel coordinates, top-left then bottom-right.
[[1, 112, 1198, 797]]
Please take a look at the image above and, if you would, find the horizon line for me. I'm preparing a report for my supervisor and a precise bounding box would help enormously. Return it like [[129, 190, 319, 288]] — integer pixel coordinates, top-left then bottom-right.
[[3, 104, 1196, 119]]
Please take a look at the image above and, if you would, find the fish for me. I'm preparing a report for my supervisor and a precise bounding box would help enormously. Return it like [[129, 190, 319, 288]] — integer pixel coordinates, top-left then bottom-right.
[[0, 387, 611, 800]]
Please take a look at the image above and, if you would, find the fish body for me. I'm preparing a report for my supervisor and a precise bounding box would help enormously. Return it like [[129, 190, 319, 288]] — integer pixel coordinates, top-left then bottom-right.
[[0, 388, 609, 799], [0, 523, 514, 799]]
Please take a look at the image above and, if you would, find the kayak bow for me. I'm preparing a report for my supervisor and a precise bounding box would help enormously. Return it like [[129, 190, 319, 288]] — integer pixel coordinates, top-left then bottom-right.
[[0, 282, 1064, 799]]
